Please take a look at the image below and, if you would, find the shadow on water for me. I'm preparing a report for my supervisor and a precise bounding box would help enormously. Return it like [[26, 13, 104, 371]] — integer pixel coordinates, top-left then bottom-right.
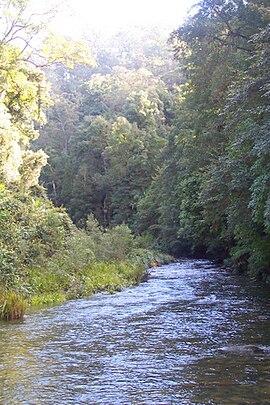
[[0, 259, 270, 404]]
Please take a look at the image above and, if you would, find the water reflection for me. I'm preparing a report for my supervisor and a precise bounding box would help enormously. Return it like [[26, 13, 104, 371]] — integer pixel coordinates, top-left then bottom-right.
[[0, 260, 270, 404]]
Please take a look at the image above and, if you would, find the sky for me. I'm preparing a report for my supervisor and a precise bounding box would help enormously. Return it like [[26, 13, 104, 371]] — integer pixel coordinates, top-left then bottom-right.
[[51, 0, 197, 38]]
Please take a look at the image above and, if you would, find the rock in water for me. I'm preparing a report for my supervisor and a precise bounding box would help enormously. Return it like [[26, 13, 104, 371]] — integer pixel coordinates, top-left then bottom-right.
[[218, 344, 264, 355]]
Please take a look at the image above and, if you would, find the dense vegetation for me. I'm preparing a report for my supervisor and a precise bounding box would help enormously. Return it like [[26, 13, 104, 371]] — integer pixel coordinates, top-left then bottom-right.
[[39, 1, 269, 278], [0, 1, 169, 320], [0, 0, 269, 319], [165, 0, 270, 279]]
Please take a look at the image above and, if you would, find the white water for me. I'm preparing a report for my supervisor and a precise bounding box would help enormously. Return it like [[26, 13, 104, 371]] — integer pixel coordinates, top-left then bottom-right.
[[0, 260, 270, 404]]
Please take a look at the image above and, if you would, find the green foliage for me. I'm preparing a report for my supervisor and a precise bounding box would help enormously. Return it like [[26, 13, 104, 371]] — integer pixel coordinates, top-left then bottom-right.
[[103, 225, 135, 261], [37, 27, 173, 227], [85, 215, 135, 261], [160, 0, 270, 273], [133, 0, 270, 276], [20, 218, 168, 308], [0, 186, 75, 286], [0, 4, 173, 321], [0, 203, 170, 319], [2, 0, 270, 324], [42, 33, 95, 68]]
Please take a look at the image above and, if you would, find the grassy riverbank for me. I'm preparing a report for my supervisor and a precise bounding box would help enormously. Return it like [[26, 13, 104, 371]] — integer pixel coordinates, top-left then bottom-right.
[[0, 255, 169, 321], [2, 199, 268, 321], [0, 215, 171, 320], [26, 250, 169, 308]]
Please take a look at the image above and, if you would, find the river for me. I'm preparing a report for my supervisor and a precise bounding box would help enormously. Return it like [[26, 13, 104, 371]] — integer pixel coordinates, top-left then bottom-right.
[[0, 259, 270, 404]]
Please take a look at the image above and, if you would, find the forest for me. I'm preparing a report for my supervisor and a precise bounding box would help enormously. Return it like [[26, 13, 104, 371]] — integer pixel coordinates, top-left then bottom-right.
[[0, 0, 269, 320]]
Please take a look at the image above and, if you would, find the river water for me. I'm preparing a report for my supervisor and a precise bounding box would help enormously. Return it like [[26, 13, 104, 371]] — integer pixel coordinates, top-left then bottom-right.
[[0, 260, 270, 404]]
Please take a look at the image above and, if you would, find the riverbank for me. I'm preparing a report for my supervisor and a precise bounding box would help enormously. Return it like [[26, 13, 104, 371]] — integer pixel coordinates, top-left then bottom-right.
[[0, 250, 171, 321], [0, 207, 172, 321], [1, 260, 269, 404]]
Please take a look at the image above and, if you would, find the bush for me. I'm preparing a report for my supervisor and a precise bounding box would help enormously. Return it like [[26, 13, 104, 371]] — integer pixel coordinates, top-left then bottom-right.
[[1, 210, 171, 319], [0, 187, 75, 285]]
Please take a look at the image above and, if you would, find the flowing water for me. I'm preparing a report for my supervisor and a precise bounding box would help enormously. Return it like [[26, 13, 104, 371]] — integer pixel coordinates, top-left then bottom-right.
[[0, 260, 270, 404]]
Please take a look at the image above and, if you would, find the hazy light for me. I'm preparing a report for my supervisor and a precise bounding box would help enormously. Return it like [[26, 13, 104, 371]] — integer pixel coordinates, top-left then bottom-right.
[[52, 0, 197, 37]]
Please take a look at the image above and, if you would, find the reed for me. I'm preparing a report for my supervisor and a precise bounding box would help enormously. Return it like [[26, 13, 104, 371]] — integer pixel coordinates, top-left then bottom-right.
[[0, 290, 27, 321]]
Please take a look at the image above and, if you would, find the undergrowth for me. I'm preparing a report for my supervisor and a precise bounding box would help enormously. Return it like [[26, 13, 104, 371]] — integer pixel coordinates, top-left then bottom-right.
[[0, 214, 171, 320]]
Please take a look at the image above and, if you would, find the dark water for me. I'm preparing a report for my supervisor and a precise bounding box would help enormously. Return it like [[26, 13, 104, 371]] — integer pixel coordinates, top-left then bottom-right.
[[0, 260, 270, 404]]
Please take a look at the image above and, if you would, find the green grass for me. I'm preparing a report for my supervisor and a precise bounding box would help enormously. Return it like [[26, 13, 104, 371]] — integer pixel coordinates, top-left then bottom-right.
[[0, 247, 171, 321], [25, 260, 147, 306], [0, 289, 27, 321], [0, 210, 172, 321]]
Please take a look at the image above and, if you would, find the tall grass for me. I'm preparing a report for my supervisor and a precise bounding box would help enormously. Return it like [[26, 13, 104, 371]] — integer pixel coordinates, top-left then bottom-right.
[[0, 289, 27, 321], [0, 217, 171, 320], [25, 260, 147, 307]]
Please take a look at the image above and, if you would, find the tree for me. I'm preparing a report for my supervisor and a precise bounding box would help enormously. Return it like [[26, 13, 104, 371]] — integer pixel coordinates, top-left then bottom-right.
[[38, 27, 175, 227], [0, 0, 95, 285], [161, 0, 270, 273]]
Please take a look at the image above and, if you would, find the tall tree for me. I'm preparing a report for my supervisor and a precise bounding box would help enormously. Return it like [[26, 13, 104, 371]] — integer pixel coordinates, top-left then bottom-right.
[[38, 27, 175, 227], [0, 0, 95, 283], [156, 0, 270, 271]]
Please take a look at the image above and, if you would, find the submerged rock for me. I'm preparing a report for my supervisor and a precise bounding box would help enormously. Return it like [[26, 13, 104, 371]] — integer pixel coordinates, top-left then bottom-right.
[[218, 344, 264, 355]]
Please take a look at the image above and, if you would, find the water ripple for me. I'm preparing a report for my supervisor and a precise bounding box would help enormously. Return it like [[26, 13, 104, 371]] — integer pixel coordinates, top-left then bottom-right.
[[0, 260, 270, 404]]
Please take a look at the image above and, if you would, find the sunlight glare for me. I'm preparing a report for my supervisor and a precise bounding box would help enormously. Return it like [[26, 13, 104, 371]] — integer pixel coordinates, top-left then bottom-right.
[[53, 0, 197, 37]]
